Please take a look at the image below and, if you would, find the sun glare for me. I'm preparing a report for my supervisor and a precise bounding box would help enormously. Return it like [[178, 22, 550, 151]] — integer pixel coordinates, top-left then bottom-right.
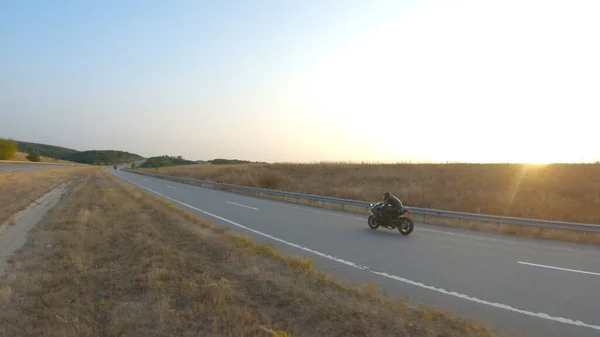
[[286, 0, 599, 164]]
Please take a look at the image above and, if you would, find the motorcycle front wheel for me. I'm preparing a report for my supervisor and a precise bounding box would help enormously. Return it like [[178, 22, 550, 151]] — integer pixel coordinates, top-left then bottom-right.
[[398, 217, 414, 235], [368, 215, 379, 229]]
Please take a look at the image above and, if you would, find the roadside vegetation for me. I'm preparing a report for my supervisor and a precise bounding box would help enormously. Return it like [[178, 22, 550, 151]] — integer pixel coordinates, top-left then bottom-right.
[[139, 162, 600, 224], [0, 166, 93, 224], [0, 170, 504, 337], [0, 138, 18, 160], [25, 151, 41, 162]]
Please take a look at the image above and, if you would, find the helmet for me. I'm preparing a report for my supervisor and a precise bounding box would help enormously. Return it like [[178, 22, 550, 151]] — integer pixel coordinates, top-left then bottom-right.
[[383, 191, 391, 199]]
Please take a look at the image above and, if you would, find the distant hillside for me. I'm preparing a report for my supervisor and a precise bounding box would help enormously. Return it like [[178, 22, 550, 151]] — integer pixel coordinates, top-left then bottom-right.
[[15, 140, 143, 165], [16, 141, 78, 160], [140, 155, 195, 168], [68, 150, 144, 165], [12, 151, 76, 164]]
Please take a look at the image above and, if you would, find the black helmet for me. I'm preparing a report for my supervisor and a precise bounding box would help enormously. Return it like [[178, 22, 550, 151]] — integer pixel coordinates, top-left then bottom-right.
[[383, 191, 391, 199]]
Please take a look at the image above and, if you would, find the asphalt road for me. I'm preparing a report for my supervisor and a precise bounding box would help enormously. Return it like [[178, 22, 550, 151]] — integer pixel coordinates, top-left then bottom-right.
[[0, 164, 70, 172], [110, 169, 600, 337]]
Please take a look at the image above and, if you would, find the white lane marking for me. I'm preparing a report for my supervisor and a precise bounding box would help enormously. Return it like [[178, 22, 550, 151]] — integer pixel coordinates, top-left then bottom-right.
[[518, 261, 600, 277], [166, 185, 177, 189], [226, 201, 258, 210], [144, 179, 149, 182], [115, 176, 600, 332]]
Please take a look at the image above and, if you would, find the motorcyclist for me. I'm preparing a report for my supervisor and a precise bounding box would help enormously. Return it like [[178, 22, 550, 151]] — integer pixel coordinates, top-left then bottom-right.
[[381, 191, 404, 222]]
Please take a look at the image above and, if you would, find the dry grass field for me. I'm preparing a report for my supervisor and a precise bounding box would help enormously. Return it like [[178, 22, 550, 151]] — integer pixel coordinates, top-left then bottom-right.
[[140, 163, 600, 224], [0, 166, 93, 224], [0, 170, 505, 337]]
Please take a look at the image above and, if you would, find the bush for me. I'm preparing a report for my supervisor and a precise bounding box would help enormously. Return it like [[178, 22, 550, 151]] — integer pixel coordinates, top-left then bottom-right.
[[258, 173, 283, 189], [27, 151, 41, 162], [131, 162, 137, 169], [0, 138, 17, 160]]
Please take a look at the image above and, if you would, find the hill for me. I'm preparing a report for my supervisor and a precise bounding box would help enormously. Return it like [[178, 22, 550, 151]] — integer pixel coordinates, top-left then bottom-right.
[[16, 141, 78, 160], [14, 140, 144, 165], [12, 151, 77, 164], [68, 150, 144, 165], [140, 155, 195, 168]]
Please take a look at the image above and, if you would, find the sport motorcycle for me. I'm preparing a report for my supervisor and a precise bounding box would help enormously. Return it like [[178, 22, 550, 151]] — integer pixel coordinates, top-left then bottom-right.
[[367, 201, 414, 235]]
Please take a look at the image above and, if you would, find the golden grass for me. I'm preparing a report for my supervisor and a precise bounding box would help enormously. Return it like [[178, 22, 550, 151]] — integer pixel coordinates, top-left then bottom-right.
[[0, 170, 507, 337], [11, 151, 77, 164], [0, 166, 94, 224], [141, 163, 600, 224]]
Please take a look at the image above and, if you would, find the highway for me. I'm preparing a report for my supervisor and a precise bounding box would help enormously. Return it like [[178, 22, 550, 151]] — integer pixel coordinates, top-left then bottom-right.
[[110, 169, 600, 337], [0, 163, 71, 172]]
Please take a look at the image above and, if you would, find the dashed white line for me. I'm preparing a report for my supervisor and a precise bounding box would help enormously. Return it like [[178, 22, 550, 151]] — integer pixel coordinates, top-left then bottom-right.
[[518, 261, 600, 276], [115, 176, 600, 333], [226, 201, 258, 210], [144, 178, 149, 182], [166, 185, 176, 189]]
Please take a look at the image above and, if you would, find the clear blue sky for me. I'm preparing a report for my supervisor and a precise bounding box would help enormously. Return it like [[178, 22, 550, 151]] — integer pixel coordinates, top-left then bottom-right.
[[2, 0, 599, 163]]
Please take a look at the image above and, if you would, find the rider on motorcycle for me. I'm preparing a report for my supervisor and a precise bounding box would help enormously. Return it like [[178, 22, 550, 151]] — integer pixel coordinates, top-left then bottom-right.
[[381, 191, 404, 222]]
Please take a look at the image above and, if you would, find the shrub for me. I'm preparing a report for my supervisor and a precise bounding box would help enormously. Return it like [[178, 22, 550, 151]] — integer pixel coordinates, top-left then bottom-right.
[[0, 138, 17, 160], [27, 151, 41, 162], [258, 173, 283, 189]]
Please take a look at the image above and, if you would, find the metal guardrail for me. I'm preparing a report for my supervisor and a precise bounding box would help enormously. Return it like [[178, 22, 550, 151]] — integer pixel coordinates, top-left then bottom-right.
[[123, 169, 600, 233]]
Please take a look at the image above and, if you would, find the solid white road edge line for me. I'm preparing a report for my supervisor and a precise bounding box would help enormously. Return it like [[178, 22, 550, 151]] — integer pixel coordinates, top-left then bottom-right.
[[226, 201, 258, 210], [117, 175, 600, 332], [518, 261, 600, 276]]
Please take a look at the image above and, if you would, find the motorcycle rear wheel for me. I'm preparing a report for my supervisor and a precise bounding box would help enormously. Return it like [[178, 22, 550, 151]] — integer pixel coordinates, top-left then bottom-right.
[[398, 217, 414, 235], [368, 215, 379, 229]]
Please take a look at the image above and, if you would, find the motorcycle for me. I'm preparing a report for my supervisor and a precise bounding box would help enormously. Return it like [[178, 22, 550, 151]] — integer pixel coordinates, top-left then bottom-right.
[[367, 201, 414, 235]]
